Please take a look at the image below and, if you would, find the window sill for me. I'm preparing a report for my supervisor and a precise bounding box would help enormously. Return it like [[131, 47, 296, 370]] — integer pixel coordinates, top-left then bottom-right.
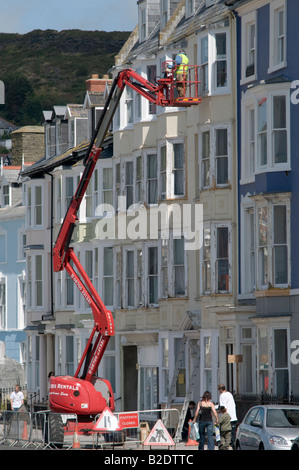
[[254, 288, 290, 298], [240, 74, 257, 86], [267, 61, 287, 74]]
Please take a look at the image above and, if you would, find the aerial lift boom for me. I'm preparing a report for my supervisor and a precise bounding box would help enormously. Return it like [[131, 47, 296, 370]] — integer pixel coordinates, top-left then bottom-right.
[[49, 65, 201, 424]]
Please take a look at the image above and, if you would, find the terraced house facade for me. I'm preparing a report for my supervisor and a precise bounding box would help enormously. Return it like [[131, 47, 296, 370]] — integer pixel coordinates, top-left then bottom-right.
[[19, 0, 299, 422]]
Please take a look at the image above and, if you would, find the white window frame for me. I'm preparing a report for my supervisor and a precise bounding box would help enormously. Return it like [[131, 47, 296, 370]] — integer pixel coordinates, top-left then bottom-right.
[[200, 222, 232, 294], [123, 247, 136, 308], [240, 195, 256, 295], [158, 139, 186, 200], [145, 242, 159, 307], [241, 84, 291, 180], [198, 28, 231, 96], [199, 124, 231, 190], [241, 11, 257, 84], [199, 329, 219, 398], [0, 183, 10, 207], [159, 332, 188, 403], [0, 273, 6, 329], [199, 35, 209, 95], [256, 321, 290, 396], [26, 252, 43, 310], [26, 183, 43, 228], [268, 0, 287, 74], [240, 97, 256, 183], [17, 271, 26, 330], [241, 194, 291, 292], [93, 160, 113, 217], [145, 151, 158, 206]]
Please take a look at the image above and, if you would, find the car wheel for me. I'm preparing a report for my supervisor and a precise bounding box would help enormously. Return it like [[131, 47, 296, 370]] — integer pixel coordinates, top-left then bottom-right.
[[235, 440, 241, 450], [258, 442, 264, 450]]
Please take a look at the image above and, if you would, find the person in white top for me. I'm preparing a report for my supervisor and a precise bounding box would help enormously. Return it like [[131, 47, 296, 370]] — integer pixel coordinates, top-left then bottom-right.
[[218, 384, 237, 448], [10, 384, 24, 411]]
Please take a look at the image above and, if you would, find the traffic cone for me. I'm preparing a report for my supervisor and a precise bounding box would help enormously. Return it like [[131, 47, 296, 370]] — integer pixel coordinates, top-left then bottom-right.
[[72, 425, 81, 449], [185, 420, 198, 446], [22, 420, 28, 440]]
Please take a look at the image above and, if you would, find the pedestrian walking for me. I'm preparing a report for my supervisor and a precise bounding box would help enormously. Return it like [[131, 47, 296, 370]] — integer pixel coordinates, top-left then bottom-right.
[[193, 391, 218, 450], [218, 406, 232, 450], [218, 384, 238, 448]]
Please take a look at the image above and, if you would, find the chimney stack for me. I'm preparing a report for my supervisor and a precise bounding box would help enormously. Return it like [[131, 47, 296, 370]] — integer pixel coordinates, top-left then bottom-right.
[[86, 74, 112, 93]]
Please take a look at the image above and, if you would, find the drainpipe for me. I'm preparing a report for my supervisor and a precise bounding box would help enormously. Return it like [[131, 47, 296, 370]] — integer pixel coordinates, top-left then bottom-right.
[[42, 171, 54, 320]]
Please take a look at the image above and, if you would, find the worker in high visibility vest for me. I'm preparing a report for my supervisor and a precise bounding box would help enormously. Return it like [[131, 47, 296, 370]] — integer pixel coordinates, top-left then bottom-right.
[[175, 50, 189, 97]]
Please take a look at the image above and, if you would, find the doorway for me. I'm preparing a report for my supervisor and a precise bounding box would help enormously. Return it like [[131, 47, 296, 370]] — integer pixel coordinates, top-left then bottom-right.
[[123, 345, 138, 411]]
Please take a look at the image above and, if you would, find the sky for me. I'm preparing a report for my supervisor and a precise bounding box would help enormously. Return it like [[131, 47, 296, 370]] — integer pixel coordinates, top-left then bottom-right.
[[0, 0, 138, 34]]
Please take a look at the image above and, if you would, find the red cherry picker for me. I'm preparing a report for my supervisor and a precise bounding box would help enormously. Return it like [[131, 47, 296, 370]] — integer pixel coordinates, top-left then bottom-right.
[[48, 64, 201, 436]]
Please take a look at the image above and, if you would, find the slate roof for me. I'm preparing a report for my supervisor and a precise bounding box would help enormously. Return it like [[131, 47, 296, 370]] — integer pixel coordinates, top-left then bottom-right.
[[117, 0, 230, 65]]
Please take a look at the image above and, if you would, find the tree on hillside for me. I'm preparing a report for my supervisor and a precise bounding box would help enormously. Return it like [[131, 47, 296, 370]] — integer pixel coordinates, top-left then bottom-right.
[[2, 74, 42, 126]]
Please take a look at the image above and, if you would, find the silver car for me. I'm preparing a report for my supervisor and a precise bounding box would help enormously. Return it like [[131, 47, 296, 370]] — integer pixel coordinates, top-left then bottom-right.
[[236, 404, 299, 450]]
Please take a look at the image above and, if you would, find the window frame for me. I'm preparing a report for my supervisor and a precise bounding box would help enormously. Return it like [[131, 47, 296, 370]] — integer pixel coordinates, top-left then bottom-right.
[[26, 183, 43, 229], [200, 222, 232, 295], [159, 332, 188, 403], [268, 0, 287, 74], [241, 85, 291, 182], [241, 11, 257, 84], [198, 28, 231, 96], [26, 252, 43, 310], [240, 194, 290, 293], [199, 124, 231, 190]]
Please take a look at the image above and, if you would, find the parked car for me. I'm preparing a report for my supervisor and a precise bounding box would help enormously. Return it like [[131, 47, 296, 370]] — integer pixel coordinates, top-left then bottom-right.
[[236, 405, 299, 450]]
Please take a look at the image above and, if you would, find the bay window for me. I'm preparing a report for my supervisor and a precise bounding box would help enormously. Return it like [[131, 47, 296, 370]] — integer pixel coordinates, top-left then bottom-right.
[[241, 196, 290, 293], [241, 86, 290, 179]]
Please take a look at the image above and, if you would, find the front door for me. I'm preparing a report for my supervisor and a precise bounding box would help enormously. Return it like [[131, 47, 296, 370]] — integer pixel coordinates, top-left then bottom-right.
[[123, 345, 138, 411]]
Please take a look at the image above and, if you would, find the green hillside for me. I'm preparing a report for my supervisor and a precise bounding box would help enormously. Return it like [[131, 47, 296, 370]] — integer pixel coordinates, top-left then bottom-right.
[[0, 29, 131, 126]]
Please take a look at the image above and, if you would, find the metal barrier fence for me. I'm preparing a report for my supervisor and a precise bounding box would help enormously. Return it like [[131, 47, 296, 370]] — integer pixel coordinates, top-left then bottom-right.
[[0, 408, 180, 450]]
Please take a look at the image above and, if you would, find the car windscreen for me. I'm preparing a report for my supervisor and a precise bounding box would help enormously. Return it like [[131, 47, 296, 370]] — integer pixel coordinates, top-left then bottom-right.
[[266, 408, 299, 427]]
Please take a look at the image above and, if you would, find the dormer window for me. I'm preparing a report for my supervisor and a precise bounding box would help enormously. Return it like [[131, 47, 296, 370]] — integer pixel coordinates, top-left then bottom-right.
[[138, 0, 160, 43], [186, 0, 194, 18], [140, 5, 147, 41], [161, 0, 169, 29], [2, 185, 9, 207]]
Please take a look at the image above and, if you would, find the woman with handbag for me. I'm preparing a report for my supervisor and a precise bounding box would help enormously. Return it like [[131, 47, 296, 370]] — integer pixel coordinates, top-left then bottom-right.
[[193, 391, 218, 450]]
